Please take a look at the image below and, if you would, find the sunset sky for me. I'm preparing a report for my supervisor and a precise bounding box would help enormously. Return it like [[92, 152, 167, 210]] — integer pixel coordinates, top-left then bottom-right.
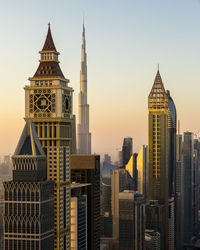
[[1, 0, 200, 161]]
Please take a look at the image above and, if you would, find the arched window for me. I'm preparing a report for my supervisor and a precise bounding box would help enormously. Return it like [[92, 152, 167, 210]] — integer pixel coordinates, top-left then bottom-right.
[[18, 221, 21, 233], [5, 221, 8, 233], [18, 190, 21, 201], [13, 189, 17, 200], [36, 222, 39, 234], [27, 221, 30, 234], [22, 189, 25, 201], [14, 221, 17, 233], [27, 190, 30, 201], [9, 221, 12, 233], [5, 191, 8, 200], [22, 221, 26, 233], [31, 221, 34, 234]]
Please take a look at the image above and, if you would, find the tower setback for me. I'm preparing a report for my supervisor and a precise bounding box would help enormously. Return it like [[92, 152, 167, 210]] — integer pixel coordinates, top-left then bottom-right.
[[3, 120, 54, 250]]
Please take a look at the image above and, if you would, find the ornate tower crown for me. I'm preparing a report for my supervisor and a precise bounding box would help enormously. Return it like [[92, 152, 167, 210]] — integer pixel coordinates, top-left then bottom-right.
[[148, 70, 168, 109], [32, 24, 66, 80]]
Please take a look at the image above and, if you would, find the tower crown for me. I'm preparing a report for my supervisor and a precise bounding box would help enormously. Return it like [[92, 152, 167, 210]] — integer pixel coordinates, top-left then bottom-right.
[[148, 70, 168, 109], [32, 24, 66, 80], [42, 24, 57, 52], [39, 24, 59, 63]]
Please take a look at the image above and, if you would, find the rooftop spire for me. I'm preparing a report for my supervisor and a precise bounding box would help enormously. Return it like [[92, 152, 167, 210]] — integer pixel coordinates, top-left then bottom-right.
[[42, 24, 57, 51], [148, 69, 168, 109]]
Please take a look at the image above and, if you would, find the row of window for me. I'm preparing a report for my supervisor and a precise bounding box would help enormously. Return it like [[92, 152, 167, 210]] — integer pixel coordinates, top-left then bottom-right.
[[5, 239, 40, 250], [4, 190, 39, 201]]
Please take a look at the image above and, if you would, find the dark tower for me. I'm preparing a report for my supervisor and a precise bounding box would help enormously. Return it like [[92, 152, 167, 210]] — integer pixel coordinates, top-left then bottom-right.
[[3, 120, 54, 250], [122, 137, 133, 167]]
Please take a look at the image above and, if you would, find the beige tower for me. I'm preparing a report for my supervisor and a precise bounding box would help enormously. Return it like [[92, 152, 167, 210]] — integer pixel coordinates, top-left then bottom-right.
[[24, 25, 73, 249], [77, 24, 91, 154]]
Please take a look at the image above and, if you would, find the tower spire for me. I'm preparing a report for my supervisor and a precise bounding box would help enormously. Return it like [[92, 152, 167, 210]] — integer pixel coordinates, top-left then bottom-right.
[[42, 24, 57, 51], [77, 23, 91, 154]]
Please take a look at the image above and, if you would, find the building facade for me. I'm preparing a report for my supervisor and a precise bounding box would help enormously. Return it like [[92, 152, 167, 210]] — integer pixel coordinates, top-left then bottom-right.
[[118, 190, 145, 250], [24, 25, 73, 249], [137, 145, 148, 200], [3, 120, 54, 250], [71, 183, 88, 250], [145, 230, 160, 250], [71, 155, 100, 250], [183, 132, 194, 245], [77, 24, 91, 155], [176, 129, 183, 250]]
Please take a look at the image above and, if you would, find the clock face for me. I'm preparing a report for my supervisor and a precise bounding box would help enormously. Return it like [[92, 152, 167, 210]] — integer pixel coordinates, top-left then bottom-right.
[[65, 98, 69, 110], [37, 97, 48, 110], [29, 89, 56, 118], [62, 94, 71, 115]]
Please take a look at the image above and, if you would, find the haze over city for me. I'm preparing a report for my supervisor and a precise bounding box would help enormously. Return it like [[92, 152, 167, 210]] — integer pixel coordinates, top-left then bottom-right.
[[1, 0, 200, 161]]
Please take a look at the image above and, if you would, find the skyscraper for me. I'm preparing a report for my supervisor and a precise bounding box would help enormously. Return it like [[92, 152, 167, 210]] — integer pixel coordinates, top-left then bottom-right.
[[3, 120, 54, 250], [71, 183, 89, 250], [71, 155, 100, 250], [111, 168, 135, 242], [122, 137, 132, 167], [183, 132, 194, 245], [176, 124, 183, 250], [148, 69, 176, 249], [24, 25, 73, 249], [118, 190, 145, 250], [77, 24, 91, 154]]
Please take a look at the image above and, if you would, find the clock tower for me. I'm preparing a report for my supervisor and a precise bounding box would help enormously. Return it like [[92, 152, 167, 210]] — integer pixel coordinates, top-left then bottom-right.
[[24, 24, 73, 250]]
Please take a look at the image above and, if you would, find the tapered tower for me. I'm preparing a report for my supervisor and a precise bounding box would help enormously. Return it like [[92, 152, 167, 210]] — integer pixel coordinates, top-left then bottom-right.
[[77, 24, 91, 154], [148, 70, 169, 250], [24, 25, 74, 249]]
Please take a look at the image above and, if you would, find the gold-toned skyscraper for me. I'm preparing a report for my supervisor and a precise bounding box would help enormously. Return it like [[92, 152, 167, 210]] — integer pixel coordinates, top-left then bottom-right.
[[24, 25, 73, 249], [148, 70, 169, 250]]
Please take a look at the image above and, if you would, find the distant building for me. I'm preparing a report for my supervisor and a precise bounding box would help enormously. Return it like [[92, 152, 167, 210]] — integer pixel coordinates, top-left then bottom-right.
[[137, 145, 148, 200], [118, 151, 122, 167], [183, 132, 194, 245], [122, 137, 132, 167], [0, 182, 3, 249], [101, 163, 118, 238], [71, 183, 89, 250], [3, 120, 54, 250], [193, 139, 200, 236], [118, 190, 145, 250], [103, 154, 112, 165], [145, 229, 160, 250], [176, 130, 183, 250], [71, 155, 100, 250], [111, 169, 135, 241], [168, 197, 175, 250]]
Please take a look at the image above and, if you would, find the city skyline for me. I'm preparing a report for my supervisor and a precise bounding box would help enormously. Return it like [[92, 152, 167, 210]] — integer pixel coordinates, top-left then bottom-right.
[[1, 1, 200, 161]]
